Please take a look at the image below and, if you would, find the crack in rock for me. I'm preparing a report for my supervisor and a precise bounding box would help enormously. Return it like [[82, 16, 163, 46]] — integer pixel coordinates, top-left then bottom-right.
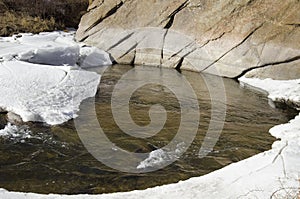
[[160, 29, 168, 66], [115, 34, 147, 63], [236, 55, 300, 79], [84, 1, 125, 33], [87, 0, 105, 11], [167, 44, 198, 70], [163, 0, 189, 29], [197, 27, 234, 50], [130, 48, 136, 66], [107, 31, 135, 51], [201, 23, 264, 72], [284, 23, 300, 27], [175, 57, 184, 72], [169, 41, 195, 59], [117, 42, 138, 60]]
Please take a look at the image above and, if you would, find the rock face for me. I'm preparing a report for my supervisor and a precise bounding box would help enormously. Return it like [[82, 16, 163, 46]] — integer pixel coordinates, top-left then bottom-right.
[[244, 59, 300, 80], [76, 0, 300, 78]]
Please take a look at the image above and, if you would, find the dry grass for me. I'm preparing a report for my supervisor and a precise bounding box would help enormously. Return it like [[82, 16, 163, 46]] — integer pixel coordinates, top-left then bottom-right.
[[0, 0, 88, 36], [0, 11, 58, 36], [269, 178, 300, 199]]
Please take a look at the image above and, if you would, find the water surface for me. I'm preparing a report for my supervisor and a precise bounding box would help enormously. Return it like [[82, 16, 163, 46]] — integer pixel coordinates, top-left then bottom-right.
[[0, 65, 297, 194]]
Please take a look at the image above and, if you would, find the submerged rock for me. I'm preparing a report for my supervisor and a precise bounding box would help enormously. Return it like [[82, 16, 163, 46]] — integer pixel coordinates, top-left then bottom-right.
[[76, 0, 300, 79], [7, 112, 23, 125]]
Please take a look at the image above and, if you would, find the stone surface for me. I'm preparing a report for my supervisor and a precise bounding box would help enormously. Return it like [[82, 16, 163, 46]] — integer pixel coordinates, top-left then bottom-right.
[[7, 112, 23, 125], [76, 0, 300, 78], [245, 59, 300, 80]]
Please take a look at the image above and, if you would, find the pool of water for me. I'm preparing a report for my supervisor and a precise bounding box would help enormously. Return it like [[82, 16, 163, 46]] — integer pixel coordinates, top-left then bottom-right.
[[0, 65, 297, 194]]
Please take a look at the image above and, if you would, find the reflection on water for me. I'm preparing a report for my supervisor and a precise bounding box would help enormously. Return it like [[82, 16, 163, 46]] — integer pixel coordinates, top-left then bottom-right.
[[0, 65, 297, 194]]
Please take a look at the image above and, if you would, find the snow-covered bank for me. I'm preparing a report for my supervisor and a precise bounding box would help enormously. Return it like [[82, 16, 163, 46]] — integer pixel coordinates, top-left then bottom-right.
[[0, 75, 299, 198], [0, 31, 112, 125], [0, 61, 100, 125], [239, 77, 300, 110], [0, 31, 112, 67]]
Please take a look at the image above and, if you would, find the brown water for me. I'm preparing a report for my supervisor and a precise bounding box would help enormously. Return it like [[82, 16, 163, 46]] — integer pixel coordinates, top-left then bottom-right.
[[0, 65, 297, 194]]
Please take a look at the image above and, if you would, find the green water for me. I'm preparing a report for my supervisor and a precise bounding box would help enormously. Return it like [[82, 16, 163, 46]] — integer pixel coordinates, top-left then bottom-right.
[[0, 65, 297, 194]]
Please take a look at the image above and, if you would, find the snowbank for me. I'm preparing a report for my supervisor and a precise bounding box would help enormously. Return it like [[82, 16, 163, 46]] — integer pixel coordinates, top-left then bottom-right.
[[0, 31, 112, 67], [0, 61, 100, 125], [239, 77, 300, 110], [0, 31, 113, 125], [0, 76, 299, 198]]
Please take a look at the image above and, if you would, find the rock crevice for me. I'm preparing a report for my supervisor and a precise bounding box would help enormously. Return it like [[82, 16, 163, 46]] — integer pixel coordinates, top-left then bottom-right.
[[84, 0, 125, 33], [76, 0, 300, 79], [237, 55, 300, 79], [163, 0, 189, 29]]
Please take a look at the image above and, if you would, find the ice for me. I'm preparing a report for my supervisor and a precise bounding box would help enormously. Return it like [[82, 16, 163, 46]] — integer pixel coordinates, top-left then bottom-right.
[[19, 45, 80, 66], [137, 142, 186, 169], [0, 61, 100, 125], [0, 123, 31, 139], [239, 77, 300, 109], [79, 46, 112, 68], [0, 32, 75, 62], [137, 149, 173, 169], [0, 123, 70, 146], [0, 31, 112, 125], [0, 31, 112, 67]]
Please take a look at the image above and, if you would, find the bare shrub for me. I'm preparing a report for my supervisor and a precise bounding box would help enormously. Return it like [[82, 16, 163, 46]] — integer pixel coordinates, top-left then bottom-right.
[[0, 0, 89, 36], [0, 11, 58, 36]]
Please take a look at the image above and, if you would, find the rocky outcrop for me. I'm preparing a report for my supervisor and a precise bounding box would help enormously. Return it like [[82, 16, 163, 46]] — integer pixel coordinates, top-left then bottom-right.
[[76, 0, 300, 78], [244, 59, 300, 80]]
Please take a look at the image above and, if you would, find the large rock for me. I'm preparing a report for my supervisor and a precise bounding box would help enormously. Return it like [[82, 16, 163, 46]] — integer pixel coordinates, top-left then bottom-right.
[[76, 0, 300, 78], [244, 59, 300, 80]]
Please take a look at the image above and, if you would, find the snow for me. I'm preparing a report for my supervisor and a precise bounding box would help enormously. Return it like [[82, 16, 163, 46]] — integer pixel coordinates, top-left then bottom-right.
[[0, 31, 112, 125], [239, 77, 300, 109], [0, 31, 299, 198], [79, 46, 112, 68], [19, 45, 80, 66], [0, 31, 112, 67], [0, 61, 100, 125]]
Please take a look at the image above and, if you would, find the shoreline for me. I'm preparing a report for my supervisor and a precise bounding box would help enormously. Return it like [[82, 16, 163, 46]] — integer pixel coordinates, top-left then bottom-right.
[[0, 31, 299, 198], [0, 73, 299, 199]]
